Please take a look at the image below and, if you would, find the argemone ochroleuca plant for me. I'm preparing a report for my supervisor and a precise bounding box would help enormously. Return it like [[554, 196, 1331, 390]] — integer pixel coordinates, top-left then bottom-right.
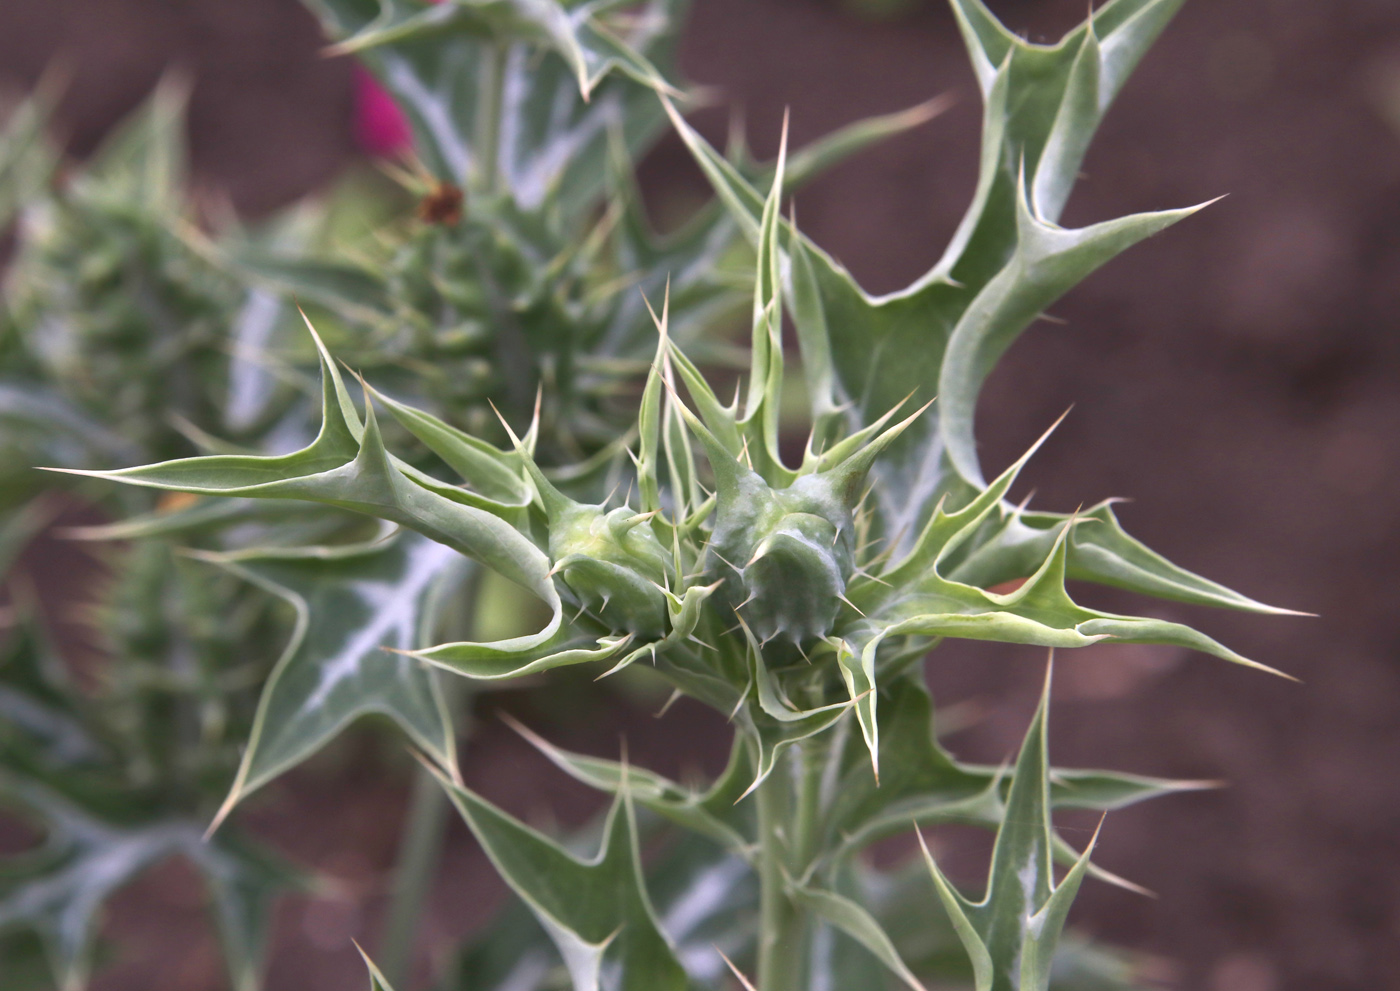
[[37, 1, 1303, 989]]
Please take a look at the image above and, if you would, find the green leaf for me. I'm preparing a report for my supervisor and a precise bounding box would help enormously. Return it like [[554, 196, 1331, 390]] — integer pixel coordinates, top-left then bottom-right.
[[440, 773, 689, 991], [813, 672, 1207, 886], [0, 616, 102, 772], [646, 832, 758, 983], [820, 675, 1004, 858], [600, 147, 748, 392], [357, 944, 400, 991], [827, 431, 1290, 777], [185, 831, 301, 991], [832, 856, 973, 990], [0, 81, 58, 232], [0, 772, 297, 991], [226, 251, 392, 328], [79, 74, 190, 213], [504, 716, 754, 854], [55, 497, 329, 544], [447, 827, 758, 990], [839, 854, 1152, 991], [658, 0, 1191, 542], [53, 327, 614, 684], [369, 385, 531, 506], [0, 930, 59, 991], [936, 185, 1203, 488], [441, 893, 558, 991], [1042, 766, 1217, 812], [770, 96, 954, 195], [306, 0, 686, 203], [947, 500, 1305, 615], [197, 530, 468, 826], [49, 325, 364, 494], [0, 383, 141, 468], [919, 664, 1099, 991], [325, 0, 671, 101], [787, 881, 927, 991]]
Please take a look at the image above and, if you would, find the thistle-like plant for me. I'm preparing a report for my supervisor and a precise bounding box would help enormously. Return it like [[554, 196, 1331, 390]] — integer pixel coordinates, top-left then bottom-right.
[[0, 4, 942, 987], [0, 82, 347, 991], [60, 4, 1299, 990], [244, 0, 936, 458]]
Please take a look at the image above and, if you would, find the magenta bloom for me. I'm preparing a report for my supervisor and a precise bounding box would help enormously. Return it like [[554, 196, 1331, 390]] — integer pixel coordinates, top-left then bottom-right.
[[353, 64, 413, 158]]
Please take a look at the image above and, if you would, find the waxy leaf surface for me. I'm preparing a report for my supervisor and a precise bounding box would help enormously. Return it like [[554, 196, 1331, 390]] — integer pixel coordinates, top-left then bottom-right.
[[202, 530, 467, 821], [442, 776, 688, 991]]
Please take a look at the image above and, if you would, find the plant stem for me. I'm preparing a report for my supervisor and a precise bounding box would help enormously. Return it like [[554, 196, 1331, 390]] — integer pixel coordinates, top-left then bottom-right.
[[755, 752, 804, 991], [476, 42, 508, 195], [380, 567, 480, 987], [379, 763, 452, 988], [790, 736, 825, 871]]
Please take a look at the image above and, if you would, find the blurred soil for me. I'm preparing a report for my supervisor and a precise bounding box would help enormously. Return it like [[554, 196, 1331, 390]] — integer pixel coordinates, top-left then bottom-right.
[[2, 1, 1399, 989]]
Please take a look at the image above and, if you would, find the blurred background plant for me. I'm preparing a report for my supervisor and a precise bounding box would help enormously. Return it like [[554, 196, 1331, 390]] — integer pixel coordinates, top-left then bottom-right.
[[0, 77, 325, 991]]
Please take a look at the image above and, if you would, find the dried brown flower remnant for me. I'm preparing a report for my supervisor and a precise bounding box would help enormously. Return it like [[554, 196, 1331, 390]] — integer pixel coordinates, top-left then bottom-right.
[[418, 182, 464, 226]]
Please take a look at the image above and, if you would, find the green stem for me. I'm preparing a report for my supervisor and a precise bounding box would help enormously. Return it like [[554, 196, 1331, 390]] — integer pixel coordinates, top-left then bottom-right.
[[790, 736, 825, 872], [379, 764, 452, 988], [379, 567, 480, 987], [755, 753, 804, 991], [476, 42, 508, 195]]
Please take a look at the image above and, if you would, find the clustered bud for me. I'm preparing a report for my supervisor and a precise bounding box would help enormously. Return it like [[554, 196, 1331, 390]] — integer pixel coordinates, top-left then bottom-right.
[[707, 469, 856, 647], [548, 503, 673, 638]]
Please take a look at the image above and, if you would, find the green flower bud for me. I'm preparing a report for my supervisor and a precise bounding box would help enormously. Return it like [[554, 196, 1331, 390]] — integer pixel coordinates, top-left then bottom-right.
[[708, 470, 855, 646], [549, 504, 672, 638]]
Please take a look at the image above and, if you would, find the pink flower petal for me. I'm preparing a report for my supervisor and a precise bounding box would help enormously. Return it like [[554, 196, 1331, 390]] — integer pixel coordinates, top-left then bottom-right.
[[352, 64, 414, 158]]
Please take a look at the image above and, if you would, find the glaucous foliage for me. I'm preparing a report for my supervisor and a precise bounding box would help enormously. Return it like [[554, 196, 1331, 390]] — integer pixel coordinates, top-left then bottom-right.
[[2, 1, 1298, 990]]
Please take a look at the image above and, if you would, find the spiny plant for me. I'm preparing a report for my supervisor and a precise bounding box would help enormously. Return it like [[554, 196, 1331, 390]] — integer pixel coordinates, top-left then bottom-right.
[[244, 0, 930, 460], [0, 3, 944, 988], [57, 3, 1299, 990], [190, 6, 940, 978], [0, 81, 294, 470], [0, 80, 357, 991], [0, 545, 296, 991]]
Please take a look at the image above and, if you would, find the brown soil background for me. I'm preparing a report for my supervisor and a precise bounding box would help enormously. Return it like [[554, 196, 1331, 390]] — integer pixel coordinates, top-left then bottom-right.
[[1, 1, 1398, 990]]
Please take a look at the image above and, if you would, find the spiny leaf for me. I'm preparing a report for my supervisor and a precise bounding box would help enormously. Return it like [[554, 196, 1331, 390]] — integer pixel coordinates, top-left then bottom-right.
[[439, 770, 689, 991], [446, 828, 758, 991], [305, 0, 687, 204], [0, 79, 58, 231], [324, 0, 672, 103], [937, 182, 1207, 488], [503, 714, 754, 855], [786, 881, 927, 991], [0, 383, 141, 469], [198, 530, 468, 830], [356, 943, 400, 991], [187, 831, 301, 991], [820, 674, 1005, 857], [57, 497, 324, 544], [51, 326, 604, 684], [831, 436, 1288, 775], [658, 0, 1193, 546], [778, 95, 954, 194], [738, 704, 851, 803], [78, 73, 190, 213], [0, 615, 101, 771], [0, 771, 297, 991], [843, 852, 1153, 991], [947, 499, 1308, 615], [919, 663, 1099, 991], [368, 384, 532, 508]]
